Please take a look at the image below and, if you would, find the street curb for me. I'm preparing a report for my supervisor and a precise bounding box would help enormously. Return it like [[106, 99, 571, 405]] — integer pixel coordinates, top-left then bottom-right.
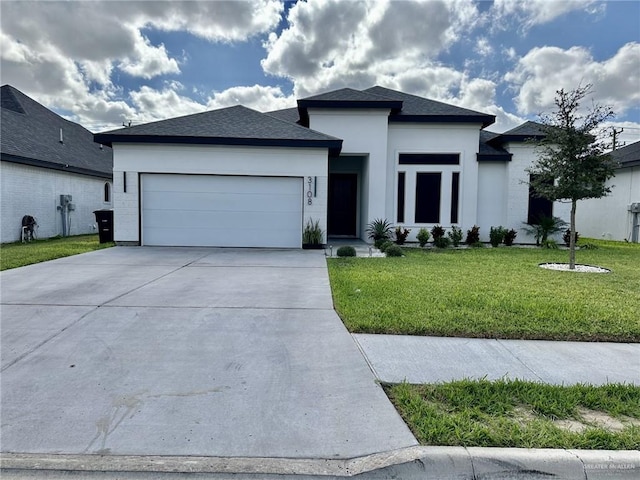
[[2, 447, 639, 479]]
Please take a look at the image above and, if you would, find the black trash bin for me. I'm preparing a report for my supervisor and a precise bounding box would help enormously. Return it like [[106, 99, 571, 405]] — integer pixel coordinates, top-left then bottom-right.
[[93, 209, 114, 243]]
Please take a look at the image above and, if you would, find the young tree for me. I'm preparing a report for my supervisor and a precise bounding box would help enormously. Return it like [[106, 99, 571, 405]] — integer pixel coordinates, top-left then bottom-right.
[[527, 84, 616, 269]]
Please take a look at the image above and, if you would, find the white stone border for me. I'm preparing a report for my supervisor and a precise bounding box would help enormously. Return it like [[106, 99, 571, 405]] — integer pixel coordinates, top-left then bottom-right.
[[539, 263, 611, 273]]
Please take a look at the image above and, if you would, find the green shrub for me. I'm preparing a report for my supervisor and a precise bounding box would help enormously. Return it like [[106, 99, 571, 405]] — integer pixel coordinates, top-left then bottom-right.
[[378, 240, 394, 253], [336, 245, 356, 257], [394, 226, 411, 245], [416, 228, 431, 247], [542, 239, 559, 249], [431, 225, 445, 240], [433, 236, 451, 248], [465, 225, 480, 245], [563, 228, 580, 247], [447, 226, 463, 247], [385, 245, 404, 257], [489, 226, 507, 247], [302, 218, 324, 245], [366, 218, 393, 242], [503, 229, 518, 246], [374, 238, 387, 249]]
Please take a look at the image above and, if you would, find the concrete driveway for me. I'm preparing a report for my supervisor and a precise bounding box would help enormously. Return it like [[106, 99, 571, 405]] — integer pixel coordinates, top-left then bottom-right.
[[1, 247, 417, 459]]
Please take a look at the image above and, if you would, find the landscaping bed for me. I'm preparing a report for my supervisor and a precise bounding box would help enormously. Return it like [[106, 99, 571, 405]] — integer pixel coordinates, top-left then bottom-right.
[[327, 240, 640, 342], [385, 380, 640, 449], [1, 234, 114, 271]]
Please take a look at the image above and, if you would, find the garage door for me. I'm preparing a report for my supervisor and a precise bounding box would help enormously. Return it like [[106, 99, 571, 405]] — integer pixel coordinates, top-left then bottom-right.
[[141, 174, 303, 247]]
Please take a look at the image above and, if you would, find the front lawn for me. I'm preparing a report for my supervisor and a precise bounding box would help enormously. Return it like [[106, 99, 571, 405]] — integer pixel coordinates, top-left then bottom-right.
[[327, 240, 640, 342], [1, 234, 114, 271], [386, 380, 640, 449]]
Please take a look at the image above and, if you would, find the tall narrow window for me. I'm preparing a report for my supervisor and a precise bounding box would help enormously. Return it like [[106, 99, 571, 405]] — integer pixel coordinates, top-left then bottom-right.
[[527, 174, 553, 224], [415, 172, 441, 223], [450, 172, 460, 224], [104, 182, 111, 203], [397, 172, 406, 223]]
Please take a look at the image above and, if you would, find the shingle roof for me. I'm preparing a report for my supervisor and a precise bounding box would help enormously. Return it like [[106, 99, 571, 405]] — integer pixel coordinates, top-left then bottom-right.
[[265, 107, 301, 124], [610, 140, 640, 168], [478, 130, 512, 162], [95, 105, 343, 155], [364, 86, 495, 127], [298, 87, 403, 110], [1, 85, 112, 178]]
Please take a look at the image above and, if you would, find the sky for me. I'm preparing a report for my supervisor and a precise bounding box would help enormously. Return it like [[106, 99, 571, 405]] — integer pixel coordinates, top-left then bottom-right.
[[1, 0, 639, 145]]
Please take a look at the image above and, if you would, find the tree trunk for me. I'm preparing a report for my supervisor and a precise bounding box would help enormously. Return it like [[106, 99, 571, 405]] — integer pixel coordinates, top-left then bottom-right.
[[569, 199, 577, 269]]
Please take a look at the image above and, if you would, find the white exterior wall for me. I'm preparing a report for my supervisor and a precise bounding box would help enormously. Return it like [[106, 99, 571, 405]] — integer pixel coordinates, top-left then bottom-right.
[[308, 109, 390, 234], [503, 143, 571, 243], [576, 167, 640, 241], [477, 162, 508, 235], [388, 124, 482, 241], [112, 143, 328, 244], [1, 162, 111, 243]]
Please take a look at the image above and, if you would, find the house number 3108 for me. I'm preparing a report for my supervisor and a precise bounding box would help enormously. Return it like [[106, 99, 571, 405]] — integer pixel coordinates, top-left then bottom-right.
[[307, 176, 313, 205]]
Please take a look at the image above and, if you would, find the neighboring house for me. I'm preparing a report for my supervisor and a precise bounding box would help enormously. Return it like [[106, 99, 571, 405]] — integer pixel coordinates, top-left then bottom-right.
[[94, 86, 570, 248], [1, 85, 113, 243], [576, 141, 640, 242]]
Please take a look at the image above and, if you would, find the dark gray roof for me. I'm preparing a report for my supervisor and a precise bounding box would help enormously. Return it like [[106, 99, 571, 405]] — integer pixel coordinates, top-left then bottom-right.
[[95, 105, 342, 155], [1, 85, 112, 178], [610, 140, 640, 168], [364, 86, 495, 127], [478, 130, 512, 162], [265, 107, 301, 124], [298, 87, 402, 110]]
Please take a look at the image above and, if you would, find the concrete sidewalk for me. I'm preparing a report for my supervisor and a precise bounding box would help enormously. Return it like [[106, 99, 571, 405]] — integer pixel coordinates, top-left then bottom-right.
[[354, 334, 640, 385]]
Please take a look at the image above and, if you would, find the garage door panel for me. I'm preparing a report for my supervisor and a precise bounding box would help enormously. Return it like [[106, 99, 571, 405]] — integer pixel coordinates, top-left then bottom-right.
[[141, 174, 303, 248], [144, 226, 302, 248], [143, 209, 302, 228], [143, 191, 301, 213]]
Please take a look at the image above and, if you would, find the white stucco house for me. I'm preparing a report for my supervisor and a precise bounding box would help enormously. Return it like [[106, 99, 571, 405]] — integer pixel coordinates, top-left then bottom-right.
[[94, 86, 570, 248], [576, 141, 640, 242], [1, 85, 113, 243]]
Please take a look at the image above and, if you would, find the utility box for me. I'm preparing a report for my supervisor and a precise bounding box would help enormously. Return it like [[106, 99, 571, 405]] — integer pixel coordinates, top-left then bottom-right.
[[93, 209, 114, 243]]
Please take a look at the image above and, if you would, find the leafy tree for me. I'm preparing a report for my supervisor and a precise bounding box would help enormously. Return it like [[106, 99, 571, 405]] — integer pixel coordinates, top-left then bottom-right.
[[527, 84, 616, 269]]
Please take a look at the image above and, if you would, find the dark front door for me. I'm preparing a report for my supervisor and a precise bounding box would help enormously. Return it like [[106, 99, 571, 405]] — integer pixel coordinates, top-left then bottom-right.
[[328, 173, 357, 236]]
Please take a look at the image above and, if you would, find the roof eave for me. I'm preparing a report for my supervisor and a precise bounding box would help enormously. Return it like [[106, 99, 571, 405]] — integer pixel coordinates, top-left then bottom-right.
[[1, 152, 112, 179], [389, 114, 495, 128], [94, 134, 343, 156], [477, 153, 513, 162]]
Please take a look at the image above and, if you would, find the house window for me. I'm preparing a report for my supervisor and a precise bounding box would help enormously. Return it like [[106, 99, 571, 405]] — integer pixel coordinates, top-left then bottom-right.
[[450, 172, 460, 224], [399, 153, 460, 165], [104, 182, 111, 203], [397, 172, 405, 223], [415, 172, 441, 223], [527, 174, 553, 224]]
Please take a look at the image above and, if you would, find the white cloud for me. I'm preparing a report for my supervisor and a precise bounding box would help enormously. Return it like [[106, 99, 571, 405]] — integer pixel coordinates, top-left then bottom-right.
[[262, 0, 480, 97], [505, 43, 640, 117], [206, 85, 295, 112], [118, 29, 180, 79], [491, 0, 602, 30], [0, 0, 284, 130]]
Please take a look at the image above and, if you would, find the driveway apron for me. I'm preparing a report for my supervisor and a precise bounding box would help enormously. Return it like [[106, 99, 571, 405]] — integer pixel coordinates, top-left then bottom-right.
[[1, 247, 417, 458]]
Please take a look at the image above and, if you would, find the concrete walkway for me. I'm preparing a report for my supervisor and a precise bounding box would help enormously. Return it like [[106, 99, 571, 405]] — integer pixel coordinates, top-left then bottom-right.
[[1, 247, 416, 459], [354, 334, 640, 385]]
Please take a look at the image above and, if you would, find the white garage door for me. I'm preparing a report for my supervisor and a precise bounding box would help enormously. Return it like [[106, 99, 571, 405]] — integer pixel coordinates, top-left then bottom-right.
[[142, 174, 303, 247]]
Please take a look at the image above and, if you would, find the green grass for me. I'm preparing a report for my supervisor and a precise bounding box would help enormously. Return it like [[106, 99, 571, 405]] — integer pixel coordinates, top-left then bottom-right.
[[327, 240, 640, 342], [386, 380, 640, 449], [1, 234, 114, 270]]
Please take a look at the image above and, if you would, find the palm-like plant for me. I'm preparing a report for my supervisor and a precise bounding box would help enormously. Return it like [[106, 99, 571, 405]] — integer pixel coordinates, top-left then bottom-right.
[[523, 215, 567, 246], [366, 218, 393, 242]]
